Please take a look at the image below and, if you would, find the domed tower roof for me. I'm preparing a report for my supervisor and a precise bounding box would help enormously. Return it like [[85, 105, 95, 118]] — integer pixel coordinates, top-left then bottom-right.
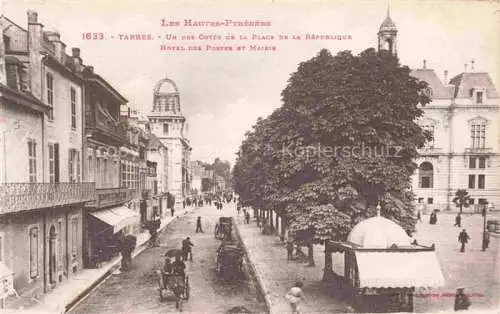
[[379, 15, 397, 32], [347, 215, 411, 249]]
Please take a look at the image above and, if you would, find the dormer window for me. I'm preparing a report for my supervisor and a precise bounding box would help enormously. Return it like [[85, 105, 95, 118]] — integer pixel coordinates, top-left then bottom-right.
[[476, 91, 483, 104]]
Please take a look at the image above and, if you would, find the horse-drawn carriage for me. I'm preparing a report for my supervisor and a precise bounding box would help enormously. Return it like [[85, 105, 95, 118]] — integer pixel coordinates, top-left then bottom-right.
[[216, 242, 244, 281], [157, 249, 190, 311], [214, 217, 233, 240]]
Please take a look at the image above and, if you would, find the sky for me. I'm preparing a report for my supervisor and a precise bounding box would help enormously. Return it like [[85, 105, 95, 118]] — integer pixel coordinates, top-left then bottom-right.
[[2, 0, 499, 165]]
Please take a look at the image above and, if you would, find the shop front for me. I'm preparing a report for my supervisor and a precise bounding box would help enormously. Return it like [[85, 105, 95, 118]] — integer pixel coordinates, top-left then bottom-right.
[[86, 206, 139, 266]]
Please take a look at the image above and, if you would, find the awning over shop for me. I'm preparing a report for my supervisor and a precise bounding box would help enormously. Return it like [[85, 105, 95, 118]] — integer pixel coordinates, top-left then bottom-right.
[[355, 251, 445, 288], [89, 206, 139, 234]]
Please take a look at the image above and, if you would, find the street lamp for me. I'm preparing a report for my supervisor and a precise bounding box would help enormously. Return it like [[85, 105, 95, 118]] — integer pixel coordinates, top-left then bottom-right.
[[482, 202, 493, 251]]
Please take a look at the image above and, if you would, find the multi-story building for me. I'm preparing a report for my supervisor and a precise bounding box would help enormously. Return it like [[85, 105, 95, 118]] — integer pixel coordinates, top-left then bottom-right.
[[377, 10, 500, 212], [147, 77, 191, 204], [79, 61, 139, 267], [0, 11, 95, 302], [146, 132, 169, 217], [190, 161, 204, 194]]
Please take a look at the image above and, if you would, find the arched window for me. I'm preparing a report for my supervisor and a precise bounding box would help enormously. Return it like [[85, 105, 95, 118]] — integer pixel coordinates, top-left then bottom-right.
[[418, 162, 434, 188]]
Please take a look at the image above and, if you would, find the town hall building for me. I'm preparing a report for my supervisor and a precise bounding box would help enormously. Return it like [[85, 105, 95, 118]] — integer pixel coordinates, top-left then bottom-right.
[[377, 10, 500, 212]]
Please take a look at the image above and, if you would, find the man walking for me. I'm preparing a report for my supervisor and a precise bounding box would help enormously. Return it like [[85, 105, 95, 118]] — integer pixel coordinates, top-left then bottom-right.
[[182, 237, 194, 261], [458, 229, 470, 252], [286, 239, 294, 261], [454, 213, 462, 227], [195, 216, 203, 233]]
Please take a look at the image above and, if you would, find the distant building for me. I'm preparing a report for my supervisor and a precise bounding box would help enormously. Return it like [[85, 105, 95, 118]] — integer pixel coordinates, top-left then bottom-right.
[[0, 10, 95, 303], [377, 10, 500, 212], [146, 133, 169, 217], [147, 77, 191, 203]]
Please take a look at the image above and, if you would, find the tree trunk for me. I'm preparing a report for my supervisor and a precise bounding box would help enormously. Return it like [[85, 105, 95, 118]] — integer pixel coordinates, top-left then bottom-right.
[[322, 247, 334, 281], [275, 212, 279, 236], [460, 204, 463, 213], [270, 210, 274, 229], [307, 243, 315, 266], [280, 216, 286, 242]]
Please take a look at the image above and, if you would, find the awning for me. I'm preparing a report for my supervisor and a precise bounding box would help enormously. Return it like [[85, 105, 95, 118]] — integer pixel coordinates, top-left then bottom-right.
[[355, 251, 445, 288], [89, 206, 139, 234]]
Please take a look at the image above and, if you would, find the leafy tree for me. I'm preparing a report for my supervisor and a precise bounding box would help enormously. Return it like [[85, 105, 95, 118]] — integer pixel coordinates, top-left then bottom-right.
[[233, 48, 431, 265], [452, 189, 471, 213]]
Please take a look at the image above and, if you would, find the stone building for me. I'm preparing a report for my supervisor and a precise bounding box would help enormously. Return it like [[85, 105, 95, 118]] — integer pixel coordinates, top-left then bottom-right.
[[0, 11, 95, 303], [377, 10, 500, 212], [146, 133, 169, 217], [147, 77, 191, 204]]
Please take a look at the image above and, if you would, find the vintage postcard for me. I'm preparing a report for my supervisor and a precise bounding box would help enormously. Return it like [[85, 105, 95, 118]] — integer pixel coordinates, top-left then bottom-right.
[[0, 0, 499, 313]]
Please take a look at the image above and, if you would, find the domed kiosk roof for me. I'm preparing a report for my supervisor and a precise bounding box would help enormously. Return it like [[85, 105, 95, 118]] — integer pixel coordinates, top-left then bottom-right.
[[379, 16, 397, 31], [347, 215, 411, 249]]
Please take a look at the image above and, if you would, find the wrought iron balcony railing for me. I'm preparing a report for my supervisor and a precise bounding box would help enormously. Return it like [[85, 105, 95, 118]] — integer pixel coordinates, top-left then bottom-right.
[[0, 183, 96, 214], [418, 147, 443, 155], [86, 187, 136, 209], [464, 147, 493, 154]]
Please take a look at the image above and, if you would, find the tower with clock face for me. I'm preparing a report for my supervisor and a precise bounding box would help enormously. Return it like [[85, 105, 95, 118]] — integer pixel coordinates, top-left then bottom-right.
[[148, 77, 191, 203]]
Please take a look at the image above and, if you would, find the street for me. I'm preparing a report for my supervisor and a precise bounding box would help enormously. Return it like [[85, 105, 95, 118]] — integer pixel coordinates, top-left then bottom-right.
[[70, 205, 267, 314]]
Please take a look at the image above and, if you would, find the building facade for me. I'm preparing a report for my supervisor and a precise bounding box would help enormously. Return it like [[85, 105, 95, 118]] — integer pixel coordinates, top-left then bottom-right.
[[0, 11, 95, 303], [377, 11, 500, 212], [146, 133, 169, 217], [147, 77, 191, 204]]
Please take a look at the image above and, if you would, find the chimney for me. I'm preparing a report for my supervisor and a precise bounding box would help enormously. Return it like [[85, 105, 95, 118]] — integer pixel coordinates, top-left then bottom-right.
[[464, 63, 468, 73], [45, 31, 65, 63], [444, 70, 448, 84], [471, 60, 475, 72], [0, 20, 6, 85], [27, 10, 44, 98], [71, 47, 82, 72], [423, 59, 427, 69]]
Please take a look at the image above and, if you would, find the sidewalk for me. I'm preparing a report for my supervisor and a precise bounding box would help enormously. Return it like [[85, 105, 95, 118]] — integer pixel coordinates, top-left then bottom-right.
[[5, 207, 191, 314], [234, 214, 350, 314]]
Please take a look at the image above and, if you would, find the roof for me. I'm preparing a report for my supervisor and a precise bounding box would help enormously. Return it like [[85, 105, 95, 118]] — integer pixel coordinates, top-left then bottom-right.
[[449, 72, 499, 99], [355, 251, 445, 288], [410, 69, 451, 99], [379, 16, 397, 31], [347, 215, 411, 249]]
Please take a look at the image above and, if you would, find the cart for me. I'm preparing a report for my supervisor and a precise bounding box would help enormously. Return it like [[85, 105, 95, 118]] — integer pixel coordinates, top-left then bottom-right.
[[157, 270, 190, 310], [214, 217, 233, 240], [216, 242, 244, 281]]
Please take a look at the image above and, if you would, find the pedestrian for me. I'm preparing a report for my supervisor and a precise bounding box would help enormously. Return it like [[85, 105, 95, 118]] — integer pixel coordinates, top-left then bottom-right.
[[237, 204, 241, 215], [483, 232, 490, 251], [430, 211, 437, 225], [172, 254, 186, 277], [196, 216, 203, 233], [286, 239, 294, 261], [285, 281, 306, 314], [171, 207, 175, 217], [454, 213, 462, 227], [458, 229, 470, 252], [183, 200, 186, 209], [245, 211, 250, 224], [416, 211, 422, 222], [182, 237, 194, 261], [454, 288, 471, 311]]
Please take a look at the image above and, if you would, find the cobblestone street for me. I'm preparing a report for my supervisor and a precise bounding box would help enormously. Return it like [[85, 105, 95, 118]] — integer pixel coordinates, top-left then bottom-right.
[[70, 205, 267, 314]]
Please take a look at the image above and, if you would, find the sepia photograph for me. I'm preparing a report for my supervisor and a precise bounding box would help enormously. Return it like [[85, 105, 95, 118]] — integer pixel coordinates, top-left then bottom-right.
[[0, 0, 499, 313]]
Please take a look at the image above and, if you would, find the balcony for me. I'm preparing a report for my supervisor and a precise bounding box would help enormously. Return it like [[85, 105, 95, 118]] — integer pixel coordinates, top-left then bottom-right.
[[86, 187, 137, 209], [464, 147, 493, 155], [86, 107, 125, 145], [0, 183, 96, 214]]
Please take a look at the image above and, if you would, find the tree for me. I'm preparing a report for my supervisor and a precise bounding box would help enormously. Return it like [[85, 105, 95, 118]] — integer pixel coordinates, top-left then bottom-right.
[[452, 189, 471, 213], [233, 48, 431, 265]]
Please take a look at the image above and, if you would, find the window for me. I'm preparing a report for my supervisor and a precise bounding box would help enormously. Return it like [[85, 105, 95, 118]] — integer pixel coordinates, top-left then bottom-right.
[[49, 143, 55, 183], [68, 149, 80, 183], [70, 88, 77, 129], [28, 139, 37, 183], [46, 73, 54, 120], [427, 198, 433, 204], [423, 125, 435, 148], [121, 163, 126, 187], [478, 198, 488, 205], [469, 198, 475, 205], [478, 175, 485, 189], [29, 227, 39, 278], [476, 91, 483, 104], [469, 157, 476, 169], [468, 175, 476, 189], [163, 123, 169, 135], [418, 162, 433, 188], [471, 124, 486, 149], [478, 157, 486, 169], [71, 218, 78, 259]]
